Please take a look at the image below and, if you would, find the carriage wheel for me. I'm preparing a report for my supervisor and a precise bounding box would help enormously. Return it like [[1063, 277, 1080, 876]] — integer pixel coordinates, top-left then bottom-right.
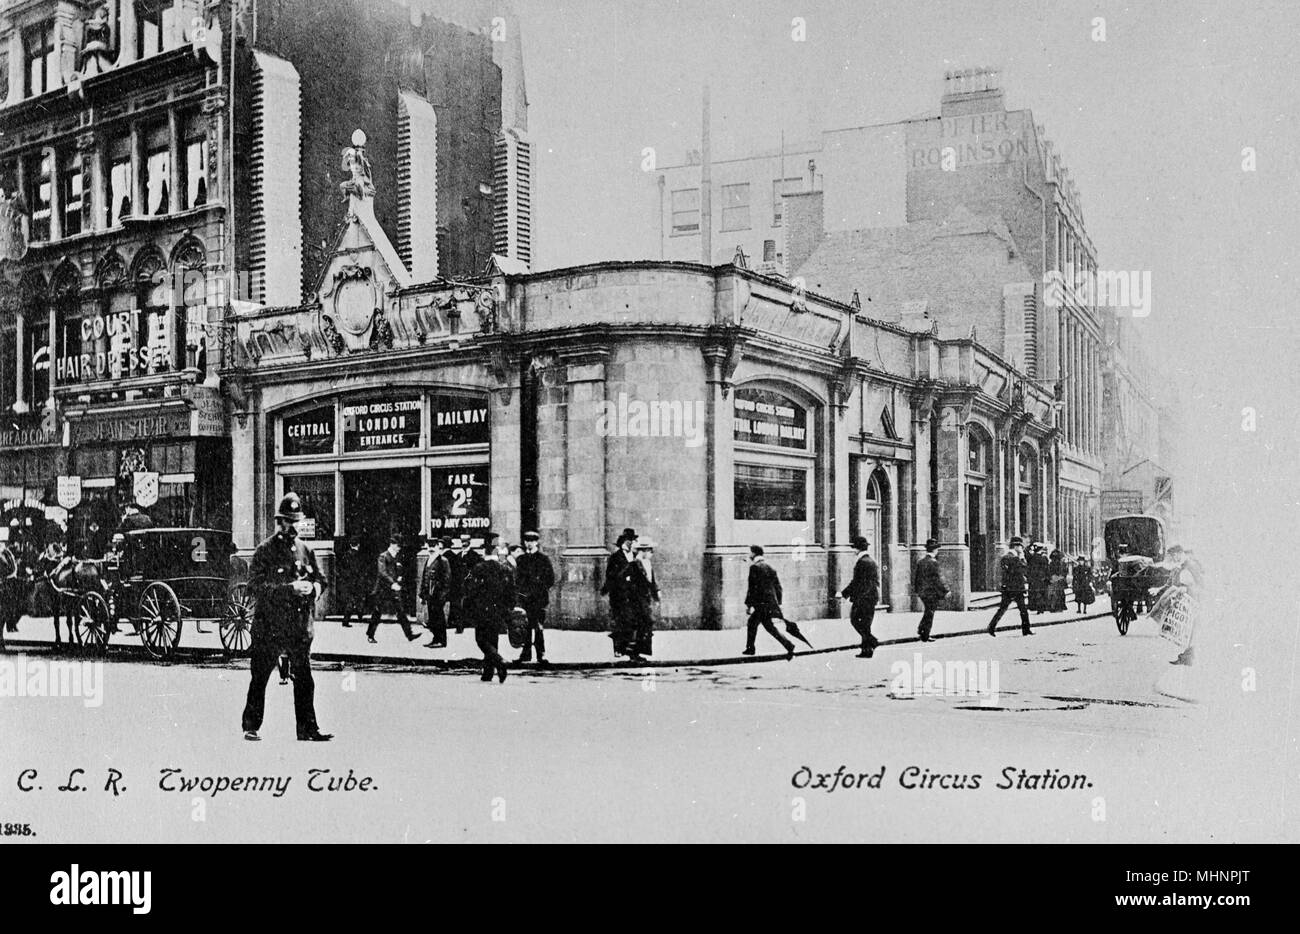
[[138, 582, 184, 660], [1116, 602, 1133, 636], [74, 592, 112, 657], [219, 583, 255, 656]]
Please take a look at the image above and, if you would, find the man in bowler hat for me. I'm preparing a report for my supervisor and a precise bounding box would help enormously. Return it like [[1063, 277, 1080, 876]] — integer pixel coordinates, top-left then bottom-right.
[[988, 536, 1033, 636], [419, 536, 452, 648], [841, 535, 881, 657], [463, 533, 513, 682], [914, 539, 949, 642], [744, 545, 795, 659], [514, 531, 555, 664], [368, 533, 421, 644], [601, 528, 638, 657], [241, 494, 331, 741]]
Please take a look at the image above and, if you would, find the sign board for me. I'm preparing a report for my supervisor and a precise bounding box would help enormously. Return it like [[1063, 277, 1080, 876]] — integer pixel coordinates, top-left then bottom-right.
[[1101, 490, 1144, 519], [428, 466, 490, 534], [133, 471, 160, 508], [429, 393, 490, 447], [282, 406, 336, 457], [342, 395, 422, 453], [1155, 591, 1196, 651], [906, 110, 1031, 172], [56, 309, 174, 383], [0, 427, 58, 448], [56, 475, 83, 510], [297, 518, 317, 539], [191, 388, 226, 437], [71, 408, 191, 445], [733, 388, 808, 449]]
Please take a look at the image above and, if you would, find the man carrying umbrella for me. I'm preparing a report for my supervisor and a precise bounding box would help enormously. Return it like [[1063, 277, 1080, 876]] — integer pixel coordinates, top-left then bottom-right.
[[743, 545, 795, 659]]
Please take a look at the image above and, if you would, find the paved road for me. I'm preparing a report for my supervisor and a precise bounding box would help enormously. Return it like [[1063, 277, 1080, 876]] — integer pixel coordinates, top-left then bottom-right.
[[4, 611, 1257, 842]]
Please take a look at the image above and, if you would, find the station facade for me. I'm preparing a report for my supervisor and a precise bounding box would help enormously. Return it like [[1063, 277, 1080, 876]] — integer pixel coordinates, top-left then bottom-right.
[[228, 187, 1057, 629]]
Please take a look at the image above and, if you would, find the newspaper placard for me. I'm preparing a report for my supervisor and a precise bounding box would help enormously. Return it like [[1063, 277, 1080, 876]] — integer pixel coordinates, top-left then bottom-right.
[[1155, 590, 1197, 650]]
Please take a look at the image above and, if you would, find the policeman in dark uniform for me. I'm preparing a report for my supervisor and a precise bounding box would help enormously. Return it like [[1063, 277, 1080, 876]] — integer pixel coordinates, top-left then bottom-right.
[[241, 494, 332, 741], [987, 536, 1033, 636]]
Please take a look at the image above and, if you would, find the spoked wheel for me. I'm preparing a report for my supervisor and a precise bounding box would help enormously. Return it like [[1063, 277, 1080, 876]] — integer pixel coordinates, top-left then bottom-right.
[[1115, 601, 1134, 636], [219, 583, 255, 656], [138, 582, 183, 660], [74, 592, 113, 657]]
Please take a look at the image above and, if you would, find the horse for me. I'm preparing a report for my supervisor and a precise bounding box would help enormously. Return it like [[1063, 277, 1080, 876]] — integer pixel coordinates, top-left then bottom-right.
[[35, 555, 106, 647]]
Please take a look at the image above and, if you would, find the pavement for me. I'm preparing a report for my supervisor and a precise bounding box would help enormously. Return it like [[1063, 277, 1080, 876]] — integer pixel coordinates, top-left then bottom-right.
[[4, 596, 1117, 670]]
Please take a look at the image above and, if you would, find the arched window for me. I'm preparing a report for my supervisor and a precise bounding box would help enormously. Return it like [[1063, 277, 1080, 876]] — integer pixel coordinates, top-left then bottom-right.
[[172, 238, 207, 370], [733, 383, 815, 529], [1017, 443, 1038, 540], [52, 260, 81, 387]]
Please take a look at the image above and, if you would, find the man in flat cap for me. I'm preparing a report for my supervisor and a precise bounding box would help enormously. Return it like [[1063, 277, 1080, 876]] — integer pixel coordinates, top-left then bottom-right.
[[242, 494, 331, 741], [514, 531, 555, 664], [988, 536, 1033, 637], [419, 535, 452, 648], [368, 532, 421, 644], [840, 535, 880, 657], [913, 539, 949, 642]]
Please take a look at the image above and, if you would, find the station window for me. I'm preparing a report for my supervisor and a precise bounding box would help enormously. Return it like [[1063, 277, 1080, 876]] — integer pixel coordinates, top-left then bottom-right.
[[283, 474, 337, 540], [734, 464, 807, 522]]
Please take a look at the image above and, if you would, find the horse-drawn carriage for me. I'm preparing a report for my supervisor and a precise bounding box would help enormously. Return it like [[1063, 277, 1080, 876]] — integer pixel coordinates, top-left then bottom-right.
[[1104, 514, 1173, 635], [60, 528, 254, 659]]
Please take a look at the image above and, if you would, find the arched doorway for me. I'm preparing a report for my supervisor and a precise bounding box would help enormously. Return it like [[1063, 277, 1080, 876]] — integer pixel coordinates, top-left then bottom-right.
[[856, 465, 891, 606]]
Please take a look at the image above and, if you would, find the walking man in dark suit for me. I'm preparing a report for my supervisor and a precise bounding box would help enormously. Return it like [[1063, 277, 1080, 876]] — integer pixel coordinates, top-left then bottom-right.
[[744, 545, 795, 658], [367, 534, 421, 644], [841, 535, 880, 658], [419, 536, 452, 648], [987, 536, 1033, 636], [241, 494, 331, 742], [514, 531, 555, 664], [464, 535, 513, 682], [914, 538, 949, 642]]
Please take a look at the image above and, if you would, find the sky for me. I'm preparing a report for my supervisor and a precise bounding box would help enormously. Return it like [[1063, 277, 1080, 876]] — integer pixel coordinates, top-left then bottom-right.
[[514, 0, 1300, 575]]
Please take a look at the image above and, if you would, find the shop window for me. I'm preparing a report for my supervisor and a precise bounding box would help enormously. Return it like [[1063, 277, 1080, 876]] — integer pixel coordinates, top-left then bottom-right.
[[24, 22, 56, 98], [60, 153, 83, 237], [283, 474, 336, 540], [153, 482, 194, 527], [721, 183, 750, 231], [26, 151, 53, 243], [734, 464, 807, 522], [671, 188, 699, 234]]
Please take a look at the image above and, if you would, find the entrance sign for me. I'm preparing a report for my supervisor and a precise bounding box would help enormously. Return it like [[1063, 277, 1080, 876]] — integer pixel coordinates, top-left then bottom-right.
[[428, 466, 490, 533], [133, 471, 160, 508], [429, 393, 490, 447], [57, 475, 83, 510], [733, 387, 808, 449], [282, 406, 336, 457], [342, 395, 422, 452]]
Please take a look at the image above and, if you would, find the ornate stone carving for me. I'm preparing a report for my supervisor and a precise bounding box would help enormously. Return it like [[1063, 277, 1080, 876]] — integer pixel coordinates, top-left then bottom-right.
[[340, 141, 375, 200], [79, 5, 115, 78]]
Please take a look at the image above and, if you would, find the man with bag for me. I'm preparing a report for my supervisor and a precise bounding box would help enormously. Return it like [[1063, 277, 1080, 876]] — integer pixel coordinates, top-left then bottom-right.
[[913, 538, 949, 642], [241, 494, 331, 742]]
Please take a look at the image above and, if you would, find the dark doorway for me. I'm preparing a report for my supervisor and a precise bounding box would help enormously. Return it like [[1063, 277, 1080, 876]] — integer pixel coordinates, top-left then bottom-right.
[[344, 468, 421, 615], [967, 484, 986, 591]]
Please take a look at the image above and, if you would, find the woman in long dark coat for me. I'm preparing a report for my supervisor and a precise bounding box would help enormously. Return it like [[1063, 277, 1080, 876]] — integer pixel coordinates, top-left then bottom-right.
[[1048, 549, 1068, 612], [1026, 545, 1050, 612], [624, 539, 660, 662], [1071, 556, 1095, 613]]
